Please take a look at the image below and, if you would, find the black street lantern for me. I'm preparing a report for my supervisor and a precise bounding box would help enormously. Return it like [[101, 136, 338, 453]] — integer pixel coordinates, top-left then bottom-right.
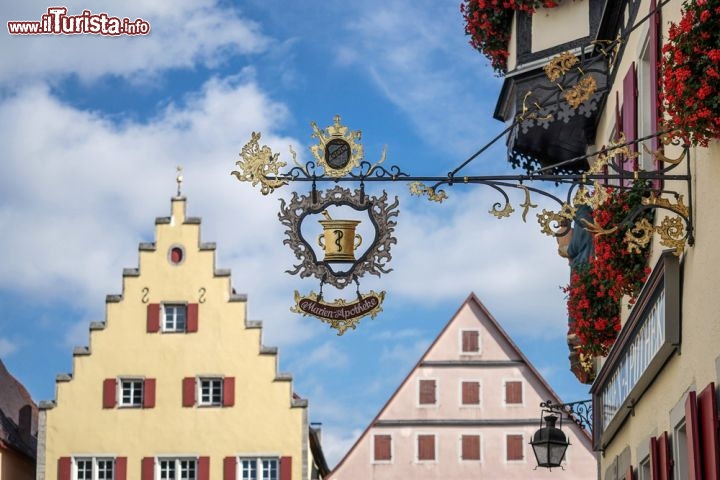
[[530, 414, 570, 469]]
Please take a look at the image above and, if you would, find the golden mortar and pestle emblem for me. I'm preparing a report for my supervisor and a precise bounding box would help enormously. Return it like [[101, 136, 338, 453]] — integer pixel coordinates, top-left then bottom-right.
[[317, 211, 362, 263]]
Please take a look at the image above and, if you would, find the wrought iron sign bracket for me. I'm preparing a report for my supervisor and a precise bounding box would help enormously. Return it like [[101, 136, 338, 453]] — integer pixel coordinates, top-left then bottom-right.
[[231, 114, 693, 334], [540, 399, 593, 433]]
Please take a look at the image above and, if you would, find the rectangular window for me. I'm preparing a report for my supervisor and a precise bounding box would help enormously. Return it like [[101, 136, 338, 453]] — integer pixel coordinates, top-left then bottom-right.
[[417, 434, 436, 461], [505, 381, 523, 405], [199, 378, 223, 406], [159, 458, 196, 480], [239, 458, 278, 480], [374, 435, 392, 462], [461, 381, 480, 405], [120, 379, 143, 407], [74, 457, 115, 480], [164, 304, 187, 332], [461, 330, 480, 353], [639, 456, 652, 480], [461, 435, 481, 461], [674, 420, 689, 480], [419, 379, 437, 405], [506, 434, 524, 461]]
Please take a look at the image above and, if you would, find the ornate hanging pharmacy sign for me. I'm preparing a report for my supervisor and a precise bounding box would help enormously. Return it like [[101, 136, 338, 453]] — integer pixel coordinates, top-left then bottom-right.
[[232, 110, 694, 339], [232, 116, 398, 334]]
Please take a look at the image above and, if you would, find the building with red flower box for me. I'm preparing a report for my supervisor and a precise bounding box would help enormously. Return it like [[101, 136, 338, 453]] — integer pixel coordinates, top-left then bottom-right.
[[466, 0, 720, 476]]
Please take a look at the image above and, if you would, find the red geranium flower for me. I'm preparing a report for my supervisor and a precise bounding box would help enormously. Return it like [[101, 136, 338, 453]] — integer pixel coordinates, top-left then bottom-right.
[[661, 0, 720, 146], [562, 182, 651, 359]]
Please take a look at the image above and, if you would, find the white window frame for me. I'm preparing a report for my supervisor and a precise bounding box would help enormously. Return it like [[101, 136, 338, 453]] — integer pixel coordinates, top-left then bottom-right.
[[673, 419, 689, 480], [163, 303, 187, 332], [118, 378, 143, 407], [459, 379, 482, 408], [458, 432, 483, 463], [417, 378, 439, 408], [198, 377, 223, 406], [157, 457, 197, 480], [639, 455, 652, 480], [502, 379, 524, 407], [371, 433, 394, 464], [415, 433, 437, 464], [236, 456, 279, 480], [73, 456, 115, 480], [459, 329, 481, 354]]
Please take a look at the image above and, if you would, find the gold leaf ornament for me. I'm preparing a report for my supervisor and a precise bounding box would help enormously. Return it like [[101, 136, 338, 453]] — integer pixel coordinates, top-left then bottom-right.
[[232, 132, 288, 195]]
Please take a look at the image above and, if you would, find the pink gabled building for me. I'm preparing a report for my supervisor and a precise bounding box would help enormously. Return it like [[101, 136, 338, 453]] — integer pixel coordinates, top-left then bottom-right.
[[328, 293, 597, 479]]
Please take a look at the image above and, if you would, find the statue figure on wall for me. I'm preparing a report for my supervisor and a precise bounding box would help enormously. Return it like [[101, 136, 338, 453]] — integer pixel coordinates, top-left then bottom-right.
[[557, 204, 594, 267], [557, 204, 595, 384]]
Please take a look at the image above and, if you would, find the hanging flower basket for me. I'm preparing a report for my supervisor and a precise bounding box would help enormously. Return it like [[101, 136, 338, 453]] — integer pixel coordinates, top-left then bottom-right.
[[660, 0, 720, 147], [563, 183, 651, 368], [461, 0, 558, 74]]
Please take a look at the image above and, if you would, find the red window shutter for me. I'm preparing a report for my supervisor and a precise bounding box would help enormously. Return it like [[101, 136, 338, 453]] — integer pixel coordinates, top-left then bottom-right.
[[462, 381, 480, 405], [223, 377, 235, 407], [462, 331, 479, 352], [419, 380, 436, 405], [224, 456, 237, 480], [507, 434, 524, 461], [462, 435, 481, 460], [374, 435, 392, 461], [650, 436, 660, 480], [115, 457, 127, 480], [143, 378, 156, 409], [141, 457, 155, 480], [198, 456, 210, 480], [622, 63, 638, 185], [657, 431, 672, 480], [685, 391, 702, 480], [280, 456, 292, 480], [187, 303, 199, 332], [182, 377, 196, 407], [58, 457, 71, 480], [418, 434, 435, 460], [147, 303, 160, 333], [505, 381, 522, 404], [103, 378, 116, 408], [698, 382, 720, 480]]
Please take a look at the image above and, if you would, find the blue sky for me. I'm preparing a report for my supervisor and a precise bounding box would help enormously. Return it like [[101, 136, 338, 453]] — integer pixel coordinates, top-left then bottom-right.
[[1, 0, 590, 467]]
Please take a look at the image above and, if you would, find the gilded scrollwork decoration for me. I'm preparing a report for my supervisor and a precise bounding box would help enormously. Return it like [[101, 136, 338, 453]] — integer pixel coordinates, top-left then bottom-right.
[[232, 132, 288, 195], [231, 114, 694, 332]]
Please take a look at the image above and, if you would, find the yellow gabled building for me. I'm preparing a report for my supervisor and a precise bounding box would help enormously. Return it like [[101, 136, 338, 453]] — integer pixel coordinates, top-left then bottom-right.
[[37, 194, 328, 480]]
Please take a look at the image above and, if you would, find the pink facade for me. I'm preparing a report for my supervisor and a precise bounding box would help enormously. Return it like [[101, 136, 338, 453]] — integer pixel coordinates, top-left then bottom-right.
[[328, 294, 597, 479]]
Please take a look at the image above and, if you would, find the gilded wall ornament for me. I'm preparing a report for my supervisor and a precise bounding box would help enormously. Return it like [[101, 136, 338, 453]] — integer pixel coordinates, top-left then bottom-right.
[[544, 51, 579, 82], [232, 132, 288, 195]]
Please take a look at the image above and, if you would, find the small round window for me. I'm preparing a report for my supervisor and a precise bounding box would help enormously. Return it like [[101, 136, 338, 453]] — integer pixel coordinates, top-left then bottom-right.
[[169, 245, 185, 265]]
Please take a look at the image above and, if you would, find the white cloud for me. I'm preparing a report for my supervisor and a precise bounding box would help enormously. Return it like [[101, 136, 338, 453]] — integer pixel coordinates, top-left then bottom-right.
[[1, 0, 268, 85], [378, 188, 572, 336], [334, 0, 504, 158], [0, 77, 298, 333], [288, 340, 349, 373], [0, 337, 19, 357]]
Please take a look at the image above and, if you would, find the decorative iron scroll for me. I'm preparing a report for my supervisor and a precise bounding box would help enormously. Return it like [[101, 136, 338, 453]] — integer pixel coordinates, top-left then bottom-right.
[[233, 119, 693, 258], [540, 399, 593, 433]]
